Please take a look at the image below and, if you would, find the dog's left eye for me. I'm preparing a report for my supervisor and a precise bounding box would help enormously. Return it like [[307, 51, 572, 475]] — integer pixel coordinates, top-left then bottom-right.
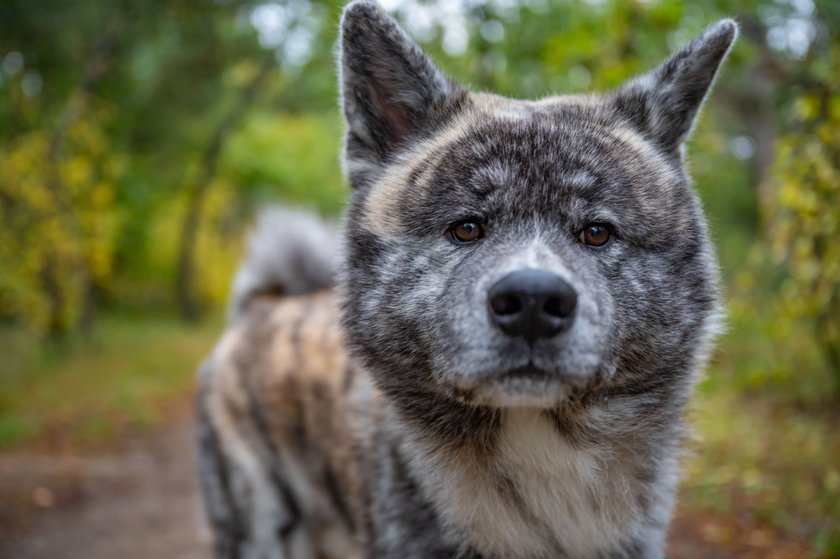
[[579, 223, 611, 247], [449, 220, 484, 243]]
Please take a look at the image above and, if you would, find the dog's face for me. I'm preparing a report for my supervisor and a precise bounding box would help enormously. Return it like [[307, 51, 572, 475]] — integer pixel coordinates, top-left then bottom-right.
[[339, 2, 733, 409]]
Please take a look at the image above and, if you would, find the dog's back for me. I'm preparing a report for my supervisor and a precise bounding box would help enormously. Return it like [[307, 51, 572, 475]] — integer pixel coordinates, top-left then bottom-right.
[[197, 209, 366, 559]]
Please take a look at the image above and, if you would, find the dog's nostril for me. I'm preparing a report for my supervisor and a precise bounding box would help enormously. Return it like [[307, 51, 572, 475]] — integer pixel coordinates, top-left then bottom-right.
[[543, 293, 576, 318], [543, 296, 562, 317], [491, 293, 522, 316]]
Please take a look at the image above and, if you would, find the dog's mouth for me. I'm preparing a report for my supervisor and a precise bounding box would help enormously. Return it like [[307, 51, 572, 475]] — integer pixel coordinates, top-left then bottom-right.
[[496, 364, 552, 381], [458, 362, 599, 408]]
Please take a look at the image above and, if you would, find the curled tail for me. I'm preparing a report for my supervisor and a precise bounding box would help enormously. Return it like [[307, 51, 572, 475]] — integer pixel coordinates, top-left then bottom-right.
[[228, 207, 340, 321]]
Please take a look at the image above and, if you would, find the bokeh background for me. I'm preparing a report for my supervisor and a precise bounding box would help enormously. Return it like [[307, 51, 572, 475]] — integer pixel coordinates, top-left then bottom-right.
[[0, 0, 838, 558]]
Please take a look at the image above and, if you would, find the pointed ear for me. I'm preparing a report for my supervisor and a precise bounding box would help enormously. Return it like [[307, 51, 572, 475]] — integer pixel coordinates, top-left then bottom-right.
[[339, 1, 467, 188], [612, 19, 738, 154]]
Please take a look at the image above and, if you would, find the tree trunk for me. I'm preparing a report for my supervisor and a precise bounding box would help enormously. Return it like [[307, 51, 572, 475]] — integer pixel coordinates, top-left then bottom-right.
[[42, 26, 118, 338], [175, 57, 275, 322]]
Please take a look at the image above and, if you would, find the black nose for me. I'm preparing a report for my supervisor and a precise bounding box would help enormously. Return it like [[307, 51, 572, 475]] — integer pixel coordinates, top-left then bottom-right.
[[488, 269, 577, 342]]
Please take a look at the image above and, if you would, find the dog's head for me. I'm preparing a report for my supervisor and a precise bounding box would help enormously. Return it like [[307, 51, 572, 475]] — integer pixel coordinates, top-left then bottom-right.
[[338, 1, 734, 409]]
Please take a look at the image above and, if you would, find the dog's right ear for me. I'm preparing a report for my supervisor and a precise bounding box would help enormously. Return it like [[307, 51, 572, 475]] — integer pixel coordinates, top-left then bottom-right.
[[339, 1, 466, 188]]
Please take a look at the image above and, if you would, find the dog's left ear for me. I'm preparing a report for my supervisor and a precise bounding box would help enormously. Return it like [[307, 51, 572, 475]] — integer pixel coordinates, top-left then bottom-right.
[[612, 19, 738, 154]]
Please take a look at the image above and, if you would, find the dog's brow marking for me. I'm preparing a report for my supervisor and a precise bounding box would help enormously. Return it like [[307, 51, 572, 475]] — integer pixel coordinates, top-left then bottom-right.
[[362, 114, 474, 236], [608, 126, 664, 163], [608, 125, 685, 217], [608, 126, 682, 183]]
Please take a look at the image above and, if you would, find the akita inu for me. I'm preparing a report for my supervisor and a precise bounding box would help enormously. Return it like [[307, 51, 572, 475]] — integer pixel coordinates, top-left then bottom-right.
[[196, 3, 736, 558]]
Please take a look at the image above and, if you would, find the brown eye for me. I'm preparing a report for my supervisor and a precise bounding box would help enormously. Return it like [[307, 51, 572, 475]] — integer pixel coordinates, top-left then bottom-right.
[[451, 220, 484, 243], [580, 224, 611, 247]]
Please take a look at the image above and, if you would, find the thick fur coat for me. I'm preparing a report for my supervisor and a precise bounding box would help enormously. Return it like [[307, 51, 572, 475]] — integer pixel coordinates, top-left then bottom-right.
[[196, 3, 737, 558]]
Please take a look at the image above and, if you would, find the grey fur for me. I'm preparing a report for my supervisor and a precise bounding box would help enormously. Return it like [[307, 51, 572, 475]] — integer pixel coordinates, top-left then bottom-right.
[[228, 207, 340, 321], [198, 2, 737, 558]]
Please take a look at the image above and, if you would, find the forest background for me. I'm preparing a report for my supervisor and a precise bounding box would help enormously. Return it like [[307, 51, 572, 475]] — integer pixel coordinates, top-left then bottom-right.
[[1, 0, 838, 556]]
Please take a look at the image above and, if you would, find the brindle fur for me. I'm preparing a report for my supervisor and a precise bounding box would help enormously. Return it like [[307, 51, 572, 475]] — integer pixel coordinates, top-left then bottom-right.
[[197, 3, 737, 558]]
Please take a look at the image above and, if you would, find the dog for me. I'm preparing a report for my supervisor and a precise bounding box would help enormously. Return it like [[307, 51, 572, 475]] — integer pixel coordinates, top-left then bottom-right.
[[196, 2, 736, 558]]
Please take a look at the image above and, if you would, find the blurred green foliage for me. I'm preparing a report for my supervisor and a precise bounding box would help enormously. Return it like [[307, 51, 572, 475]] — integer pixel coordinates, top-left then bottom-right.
[[766, 55, 840, 382], [0, 115, 121, 332], [1, 0, 839, 554]]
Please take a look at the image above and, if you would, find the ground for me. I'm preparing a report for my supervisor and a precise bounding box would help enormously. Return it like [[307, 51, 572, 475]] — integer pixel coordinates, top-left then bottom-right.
[[0, 407, 210, 559], [0, 400, 808, 559]]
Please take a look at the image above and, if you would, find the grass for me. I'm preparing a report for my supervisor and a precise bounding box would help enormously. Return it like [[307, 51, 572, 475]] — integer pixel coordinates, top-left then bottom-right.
[[0, 312, 222, 451], [680, 378, 840, 557]]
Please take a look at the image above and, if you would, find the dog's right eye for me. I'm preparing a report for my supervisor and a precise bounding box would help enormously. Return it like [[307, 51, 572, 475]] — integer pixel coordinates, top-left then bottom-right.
[[449, 220, 484, 243]]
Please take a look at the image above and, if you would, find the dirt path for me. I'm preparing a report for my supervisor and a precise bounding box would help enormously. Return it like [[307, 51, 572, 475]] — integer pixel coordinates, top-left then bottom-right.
[[0, 412, 798, 559], [0, 415, 211, 559]]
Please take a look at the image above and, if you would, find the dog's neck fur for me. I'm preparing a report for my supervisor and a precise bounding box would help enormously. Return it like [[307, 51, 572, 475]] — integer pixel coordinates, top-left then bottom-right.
[[384, 391, 678, 558]]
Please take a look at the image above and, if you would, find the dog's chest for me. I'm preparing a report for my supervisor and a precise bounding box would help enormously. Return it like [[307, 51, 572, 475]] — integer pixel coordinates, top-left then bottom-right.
[[408, 409, 641, 558]]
